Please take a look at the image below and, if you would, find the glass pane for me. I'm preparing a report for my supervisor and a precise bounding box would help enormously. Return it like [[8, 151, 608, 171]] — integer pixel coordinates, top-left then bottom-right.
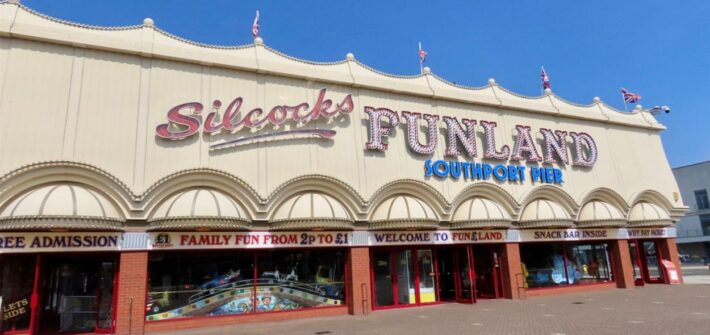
[[96, 261, 116, 330], [457, 248, 472, 299], [473, 246, 495, 297], [146, 252, 255, 321], [417, 250, 436, 303], [435, 249, 456, 301], [372, 251, 394, 306], [41, 259, 100, 333], [565, 243, 613, 285], [1, 255, 35, 332], [629, 242, 642, 280], [643, 241, 663, 280], [256, 249, 346, 313], [520, 244, 570, 288], [396, 250, 415, 305]]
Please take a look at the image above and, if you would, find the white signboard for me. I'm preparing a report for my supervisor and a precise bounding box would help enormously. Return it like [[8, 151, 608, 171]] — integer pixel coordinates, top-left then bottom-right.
[[367, 230, 507, 246], [148, 231, 352, 250], [516, 228, 622, 242], [0, 232, 122, 253]]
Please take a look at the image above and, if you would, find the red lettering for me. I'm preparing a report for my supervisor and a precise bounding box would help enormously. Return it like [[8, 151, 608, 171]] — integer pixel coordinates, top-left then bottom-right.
[[156, 102, 203, 140]]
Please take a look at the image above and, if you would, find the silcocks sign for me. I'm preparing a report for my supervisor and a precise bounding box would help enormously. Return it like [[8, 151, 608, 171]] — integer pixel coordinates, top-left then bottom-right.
[[156, 89, 598, 184], [155, 89, 354, 150]]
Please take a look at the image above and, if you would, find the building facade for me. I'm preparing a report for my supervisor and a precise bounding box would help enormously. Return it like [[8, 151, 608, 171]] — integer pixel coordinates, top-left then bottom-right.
[[673, 161, 710, 262], [0, 2, 687, 334]]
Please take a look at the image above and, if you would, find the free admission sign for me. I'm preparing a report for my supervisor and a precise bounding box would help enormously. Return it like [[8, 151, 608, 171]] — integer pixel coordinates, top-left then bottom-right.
[[0, 232, 122, 253]]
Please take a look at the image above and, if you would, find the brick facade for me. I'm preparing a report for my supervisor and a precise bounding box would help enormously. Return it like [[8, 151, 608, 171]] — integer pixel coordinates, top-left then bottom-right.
[[500, 243, 523, 299], [610, 239, 636, 288], [347, 247, 372, 315], [115, 251, 149, 335]]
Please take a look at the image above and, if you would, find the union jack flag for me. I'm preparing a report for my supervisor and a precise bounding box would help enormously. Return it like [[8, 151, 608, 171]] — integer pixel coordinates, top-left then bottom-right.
[[620, 87, 641, 103], [418, 42, 427, 64], [252, 10, 260, 38], [541, 67, 551, 90]]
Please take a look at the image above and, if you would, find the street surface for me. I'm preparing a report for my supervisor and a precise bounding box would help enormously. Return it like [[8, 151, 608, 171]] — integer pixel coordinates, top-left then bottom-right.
[[154, 284, 710, 335]]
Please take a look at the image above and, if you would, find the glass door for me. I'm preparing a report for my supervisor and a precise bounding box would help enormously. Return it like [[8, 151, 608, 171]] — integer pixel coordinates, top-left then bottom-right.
[[416, 250, 436, 304], [472, 246, 503, 299], [435, 248, 456, 301], [372, 251, 394, 307], [641, 240, 664, 283], [395, 250, 415, 305], [455, 246, 474, 303], [629, 241, 644, 286]]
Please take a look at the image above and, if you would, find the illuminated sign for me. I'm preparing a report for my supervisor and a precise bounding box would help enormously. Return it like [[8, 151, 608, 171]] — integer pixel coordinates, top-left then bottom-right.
[[155, 89, 354, 150]]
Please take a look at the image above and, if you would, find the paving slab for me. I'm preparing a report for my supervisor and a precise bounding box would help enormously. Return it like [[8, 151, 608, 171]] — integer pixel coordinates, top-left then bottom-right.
[[151, 285, 710, 335]]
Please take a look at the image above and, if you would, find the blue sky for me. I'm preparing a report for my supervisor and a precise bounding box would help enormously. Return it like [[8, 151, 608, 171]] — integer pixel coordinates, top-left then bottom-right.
[[22, 0, 709, 168]]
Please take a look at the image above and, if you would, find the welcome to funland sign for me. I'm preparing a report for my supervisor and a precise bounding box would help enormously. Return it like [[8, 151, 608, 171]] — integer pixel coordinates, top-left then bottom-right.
[[156, 89, 598, 185]]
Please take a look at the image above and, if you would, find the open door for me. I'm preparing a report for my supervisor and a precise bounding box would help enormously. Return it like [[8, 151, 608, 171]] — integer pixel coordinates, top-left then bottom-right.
[[95, 261, 118, 333]]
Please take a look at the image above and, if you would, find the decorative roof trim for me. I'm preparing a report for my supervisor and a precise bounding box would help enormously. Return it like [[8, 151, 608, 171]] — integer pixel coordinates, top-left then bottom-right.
[[146, 216, 251, 231], [369, 179, 450, 208], [449, 219, 512, 230], [627, 219, 673, 227], [576, 219, 627, 228], [0, 2, 667, 130], [369, 219, 440, 231], [270, 218, 354, 231], [516, 219, 575, 229], [0, 215, 124, 231]]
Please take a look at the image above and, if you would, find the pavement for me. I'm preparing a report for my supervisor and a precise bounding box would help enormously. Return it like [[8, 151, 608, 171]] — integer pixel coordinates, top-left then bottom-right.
[[681, 264, 710, 284], [153, 284, 710, 335]]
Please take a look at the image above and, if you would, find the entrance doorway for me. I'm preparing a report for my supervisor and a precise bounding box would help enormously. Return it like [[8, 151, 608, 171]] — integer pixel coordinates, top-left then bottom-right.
[[629, 239, 664, 285], [472, 246, 503, 299], [34, 254, 118, 334], [370, 245, 503, 309]]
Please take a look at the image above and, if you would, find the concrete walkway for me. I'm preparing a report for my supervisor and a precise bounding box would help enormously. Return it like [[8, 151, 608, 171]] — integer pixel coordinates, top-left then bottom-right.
[[682, 264, 710, 284], [153, 285, 710, 335]]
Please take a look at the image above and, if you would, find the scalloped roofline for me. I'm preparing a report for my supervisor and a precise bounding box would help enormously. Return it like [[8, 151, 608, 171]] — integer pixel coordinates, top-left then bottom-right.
[[0, 1, 665, 131]]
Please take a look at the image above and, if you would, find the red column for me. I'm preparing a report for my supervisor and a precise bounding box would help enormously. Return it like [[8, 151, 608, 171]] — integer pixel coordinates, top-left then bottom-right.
[[610, 239, 635, 288], [347, 247, 371, 315], [115, 251, 148, 335], [500, 243, 522, 299], [659, 238, 684, 283]]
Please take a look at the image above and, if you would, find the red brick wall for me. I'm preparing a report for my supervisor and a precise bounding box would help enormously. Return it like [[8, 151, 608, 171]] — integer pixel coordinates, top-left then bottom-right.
[[610, 239, 636, 288], [115, 251, 148, 335], [660, 238, 683, 283], [347, 247, 372, 315], [500, 243, 522, 299]]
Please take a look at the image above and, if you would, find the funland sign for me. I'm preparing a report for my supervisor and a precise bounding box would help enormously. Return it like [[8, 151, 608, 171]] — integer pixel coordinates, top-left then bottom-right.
[[156, 89, 598, 184]]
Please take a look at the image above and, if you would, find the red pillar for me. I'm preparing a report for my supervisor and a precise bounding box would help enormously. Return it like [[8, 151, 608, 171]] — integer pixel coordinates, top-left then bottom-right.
[[347, 247, 371, 315], [500, 243, 522, 299], [115, 251, 148, 335], [659, 238, 684, 283], [610, 239, 636, 288]]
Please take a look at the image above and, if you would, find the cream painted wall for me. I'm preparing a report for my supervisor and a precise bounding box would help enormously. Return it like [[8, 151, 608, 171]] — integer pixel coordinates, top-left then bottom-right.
[[0, 3, 685, 221]]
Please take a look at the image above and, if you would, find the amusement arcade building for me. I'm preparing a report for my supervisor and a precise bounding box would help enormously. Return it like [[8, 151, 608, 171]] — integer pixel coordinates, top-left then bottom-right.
[[0, 2, 686, 334]]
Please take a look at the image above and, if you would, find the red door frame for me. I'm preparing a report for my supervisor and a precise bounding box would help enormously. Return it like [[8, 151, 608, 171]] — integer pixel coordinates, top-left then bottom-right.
[[370, 245, 482, 310], [472, 245, 503, 299], [630, 239, 665, 285], [95, 257, 120, 333]]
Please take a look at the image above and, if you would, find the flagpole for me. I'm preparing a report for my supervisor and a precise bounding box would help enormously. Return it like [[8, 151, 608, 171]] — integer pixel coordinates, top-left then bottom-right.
[[622, 92, 628, 112], [418, 42, 423, 74]]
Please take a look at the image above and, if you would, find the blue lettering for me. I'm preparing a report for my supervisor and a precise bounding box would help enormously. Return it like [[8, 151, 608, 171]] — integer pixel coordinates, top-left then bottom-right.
[[483, 164, 493, 180], [424, 159, 433, 177], [449, 162, 462, 179], [493, 164, 508, 181], [433, 160, 448, 178]]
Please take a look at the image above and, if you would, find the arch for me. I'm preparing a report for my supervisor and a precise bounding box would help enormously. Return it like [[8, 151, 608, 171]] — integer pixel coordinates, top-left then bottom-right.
[[142, 168, 262, 221], [0, 161, 132, 219], [265, 175, 365, 221], [576, 187, 630, 221], [368, 179, 448, 221], [451, 182, 518, 219], [628, 189, 674, 215], [517, 185, 578, 222]]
